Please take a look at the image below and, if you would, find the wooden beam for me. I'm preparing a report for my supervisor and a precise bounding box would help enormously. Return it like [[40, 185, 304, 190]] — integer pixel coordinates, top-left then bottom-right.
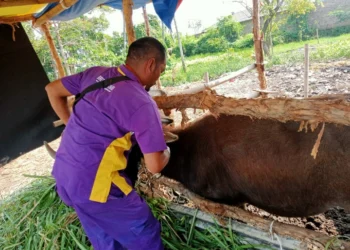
[[0, 14, 33, 23], [33, 0, 78, 28], [169, 64, 256, 96], [122, 0, 135, 45], [154, 92, 350, 126], [41, 22, 65, 78], [140, 176, 350, 250], [0, 0, 57, 7], [252, 0, 267, 92]]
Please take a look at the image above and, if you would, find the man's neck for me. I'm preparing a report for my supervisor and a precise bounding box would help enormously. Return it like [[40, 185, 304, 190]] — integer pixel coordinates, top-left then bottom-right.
[[124, 63, 143, 85]]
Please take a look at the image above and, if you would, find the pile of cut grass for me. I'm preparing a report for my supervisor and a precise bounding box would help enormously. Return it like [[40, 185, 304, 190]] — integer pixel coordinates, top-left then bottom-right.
[[0, 177, 271, 250]]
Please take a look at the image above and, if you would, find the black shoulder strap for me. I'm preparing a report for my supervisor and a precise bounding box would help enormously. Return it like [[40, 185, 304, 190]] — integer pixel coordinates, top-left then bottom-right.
[[73, 75, 130, 107]]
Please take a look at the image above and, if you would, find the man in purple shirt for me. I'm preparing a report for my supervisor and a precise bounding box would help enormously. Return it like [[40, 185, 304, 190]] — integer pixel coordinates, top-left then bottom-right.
[[45, 37, 170, 250]]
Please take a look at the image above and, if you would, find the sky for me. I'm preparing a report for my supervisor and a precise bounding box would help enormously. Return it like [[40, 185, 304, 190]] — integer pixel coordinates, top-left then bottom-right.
[[103, 0, 247, 36]]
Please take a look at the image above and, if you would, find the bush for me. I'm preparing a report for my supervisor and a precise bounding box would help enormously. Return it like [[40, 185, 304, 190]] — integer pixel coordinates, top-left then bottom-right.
[[197, 36, 229, 54], [233, 34, 254, 49]]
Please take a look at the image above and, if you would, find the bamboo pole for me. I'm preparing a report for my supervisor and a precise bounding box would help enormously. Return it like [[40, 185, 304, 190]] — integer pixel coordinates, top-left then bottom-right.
[[140, 176, 350, 250], [33, 0, 78, 28], [154, 92, 350, 126], [252, 0, 267, 92], [123, 0, 136, 45], [0, 0, 57, 7], [41, 22, 65, 78], [169, 64, 256, 96]]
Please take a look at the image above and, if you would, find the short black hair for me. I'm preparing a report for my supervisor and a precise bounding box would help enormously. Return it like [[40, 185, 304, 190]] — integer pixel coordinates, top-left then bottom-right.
[[126, 37, 166, 64]]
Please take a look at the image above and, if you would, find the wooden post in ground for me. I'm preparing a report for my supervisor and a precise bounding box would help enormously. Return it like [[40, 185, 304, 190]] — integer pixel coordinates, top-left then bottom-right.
[[304, 44, 309, 98], [41, 22, 65, 78], [142, 6, 150, 36], [123, 0, 136, 45], [173, 16, 186, 72], [252, 0, 267, 94]]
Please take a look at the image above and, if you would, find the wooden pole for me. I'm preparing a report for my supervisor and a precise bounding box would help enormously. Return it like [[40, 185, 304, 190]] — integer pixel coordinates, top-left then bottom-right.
[[41, 23, 65, 78], [169, 64, 256, 96], [304, 44, 309, 98], [142, 6, 150, 36], [252, 0, 267, 92], [123, 0, 136, 45], [53, 22, 71, 75], [33, 0, 78, 28], [173, 16, 186, 72]]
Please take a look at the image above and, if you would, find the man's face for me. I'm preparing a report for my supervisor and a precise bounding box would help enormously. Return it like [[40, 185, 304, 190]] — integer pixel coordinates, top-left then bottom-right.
[[142, 57, 166, 90]]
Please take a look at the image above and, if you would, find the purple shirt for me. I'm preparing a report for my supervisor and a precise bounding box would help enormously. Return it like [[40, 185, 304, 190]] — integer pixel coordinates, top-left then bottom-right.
[[53, 65, 167, 203]]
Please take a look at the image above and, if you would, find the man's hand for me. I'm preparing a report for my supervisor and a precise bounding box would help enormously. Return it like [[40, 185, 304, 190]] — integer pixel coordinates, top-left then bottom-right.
[[143, 147, 171, 174], [45, 79, 73, 125]]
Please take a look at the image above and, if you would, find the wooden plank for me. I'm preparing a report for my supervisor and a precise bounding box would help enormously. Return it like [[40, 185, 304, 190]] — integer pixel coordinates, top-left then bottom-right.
[[33, 0, 78, 28], [170, 204, 303, 250], [0, 0, 57, 7], [154, 92, 350, 126], [141, 176, 350, 250]]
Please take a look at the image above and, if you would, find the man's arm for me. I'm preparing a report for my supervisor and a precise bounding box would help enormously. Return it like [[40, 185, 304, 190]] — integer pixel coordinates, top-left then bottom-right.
[[129, 103, 170, 174], [45, 79, 73, 125], [143, 147, 170, 174]]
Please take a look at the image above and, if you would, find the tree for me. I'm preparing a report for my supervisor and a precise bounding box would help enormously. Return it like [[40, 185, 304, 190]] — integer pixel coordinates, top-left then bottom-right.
[[216, 15, 243, 43], [232, 0, 321, 56], [23, 12, 125, 81]]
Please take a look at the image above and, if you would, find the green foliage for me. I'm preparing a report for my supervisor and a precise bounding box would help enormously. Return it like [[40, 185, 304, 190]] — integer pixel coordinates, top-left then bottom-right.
[[277, 13, 315, 42], [23, 12, 126, 81], [0, 178, 267, 249], [233, 34, 254, 49], [268, 34, 350, 67], [173, 36, 198, 57], [161, 52, 253, 86], [329, 10, 350, 23], [216, 15, 243, 43]]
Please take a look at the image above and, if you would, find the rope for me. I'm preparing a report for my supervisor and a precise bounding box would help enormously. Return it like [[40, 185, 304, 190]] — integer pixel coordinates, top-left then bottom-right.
[[269, 221, 284, 250], [60, 0, 69, 10]]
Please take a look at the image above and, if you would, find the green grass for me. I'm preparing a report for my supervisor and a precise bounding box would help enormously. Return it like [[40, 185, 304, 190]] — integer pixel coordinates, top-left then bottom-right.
[[162, 50, 253, 86], [161, 33, 350, 87], [0, 178, 270, 250]]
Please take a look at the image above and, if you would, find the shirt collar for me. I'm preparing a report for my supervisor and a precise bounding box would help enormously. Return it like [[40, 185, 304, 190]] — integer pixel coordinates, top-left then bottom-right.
[[118, 64, 142, 84]]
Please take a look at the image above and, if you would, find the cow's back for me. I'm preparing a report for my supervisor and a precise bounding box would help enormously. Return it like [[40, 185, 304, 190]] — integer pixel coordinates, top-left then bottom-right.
[[164, 114, 350, 217]]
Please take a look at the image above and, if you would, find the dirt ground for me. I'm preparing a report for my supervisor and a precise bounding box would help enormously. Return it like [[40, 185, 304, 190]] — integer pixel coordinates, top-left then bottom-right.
[[1, 60, 349, 238]]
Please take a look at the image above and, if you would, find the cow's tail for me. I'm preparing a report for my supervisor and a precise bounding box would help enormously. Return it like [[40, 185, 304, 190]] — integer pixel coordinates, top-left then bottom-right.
[[44, 141, 56, 159]]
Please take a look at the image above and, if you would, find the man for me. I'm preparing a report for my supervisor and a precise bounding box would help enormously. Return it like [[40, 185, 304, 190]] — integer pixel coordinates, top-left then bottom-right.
[[45, 37, 170, 250]]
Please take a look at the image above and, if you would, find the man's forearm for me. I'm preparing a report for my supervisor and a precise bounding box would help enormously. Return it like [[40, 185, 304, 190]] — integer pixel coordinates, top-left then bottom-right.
[[48, 95, 71, 125], [45, 80, 73, 125]]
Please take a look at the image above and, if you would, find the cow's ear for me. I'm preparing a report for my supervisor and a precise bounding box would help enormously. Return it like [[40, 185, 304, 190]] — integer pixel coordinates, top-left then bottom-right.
[[164, 131, 178, 143]]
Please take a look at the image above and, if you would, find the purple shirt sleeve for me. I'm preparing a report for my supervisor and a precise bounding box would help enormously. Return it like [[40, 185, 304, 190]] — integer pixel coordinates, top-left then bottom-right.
[[129, 102, 167, 154], [61, 71, 85, 95]]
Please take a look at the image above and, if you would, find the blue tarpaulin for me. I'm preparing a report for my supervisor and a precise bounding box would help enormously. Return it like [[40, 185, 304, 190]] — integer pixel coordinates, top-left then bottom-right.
[[34, 0, 182, 30]]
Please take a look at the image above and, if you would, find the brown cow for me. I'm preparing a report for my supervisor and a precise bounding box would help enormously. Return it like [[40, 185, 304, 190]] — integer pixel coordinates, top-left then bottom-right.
[[45, 113, 350, 218]]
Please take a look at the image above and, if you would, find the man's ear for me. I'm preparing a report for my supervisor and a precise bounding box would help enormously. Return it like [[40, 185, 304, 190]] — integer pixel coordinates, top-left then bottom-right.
[[147, 58, 156, 73]]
